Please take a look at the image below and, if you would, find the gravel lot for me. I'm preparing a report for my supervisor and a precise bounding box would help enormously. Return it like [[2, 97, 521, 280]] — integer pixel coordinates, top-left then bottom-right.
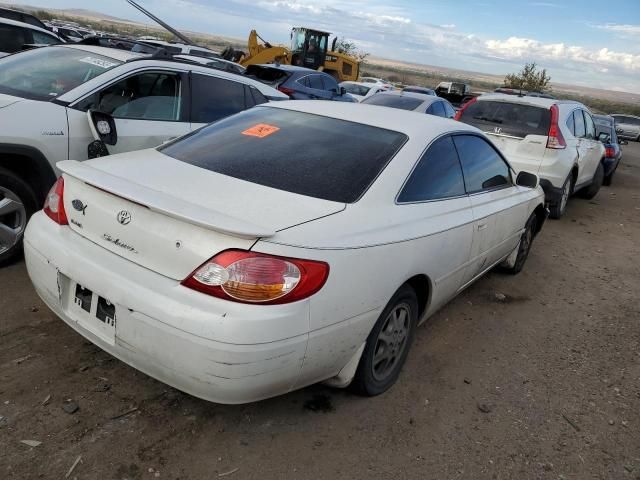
[[2, 143, 639, 480]]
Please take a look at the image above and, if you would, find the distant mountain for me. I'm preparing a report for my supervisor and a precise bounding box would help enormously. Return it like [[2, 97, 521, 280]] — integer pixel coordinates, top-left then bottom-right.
[[0, 3, 139, 24]]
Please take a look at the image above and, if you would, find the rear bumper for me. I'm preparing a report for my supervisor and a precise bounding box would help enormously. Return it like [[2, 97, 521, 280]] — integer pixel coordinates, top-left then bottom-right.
[[538, 179, 564, 205], [603, 157, 619, 177], [24, 212, 310, 404]]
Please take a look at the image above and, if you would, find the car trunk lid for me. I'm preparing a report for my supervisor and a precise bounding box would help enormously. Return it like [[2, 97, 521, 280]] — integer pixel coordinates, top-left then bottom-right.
[[57, 151, 345, 280], [484, 132, 549, 174]]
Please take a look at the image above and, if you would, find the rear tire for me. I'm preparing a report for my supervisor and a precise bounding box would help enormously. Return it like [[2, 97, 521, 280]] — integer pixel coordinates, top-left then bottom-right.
[[350, 284, 418, 396], [0, 167, 38, 266], [603, 163, 617, 186], [502, 213, 537, 275], [578, 162, 604, 200], [549, 174, 573, 219]]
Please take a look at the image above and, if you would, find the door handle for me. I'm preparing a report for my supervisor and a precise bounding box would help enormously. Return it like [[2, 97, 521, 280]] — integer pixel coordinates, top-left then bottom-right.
[[477, 223, 488, 231]]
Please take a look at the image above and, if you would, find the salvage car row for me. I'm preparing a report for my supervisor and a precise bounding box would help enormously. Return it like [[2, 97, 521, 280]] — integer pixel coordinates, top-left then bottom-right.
[[0, 38, 626, 405]]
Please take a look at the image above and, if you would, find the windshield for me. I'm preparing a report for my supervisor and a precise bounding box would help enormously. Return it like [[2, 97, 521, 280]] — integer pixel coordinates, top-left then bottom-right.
[[0, 46, 122, 101], [342, 83, 371, 96], [160, 107, 407, 203], [362, 94, 422, 111]]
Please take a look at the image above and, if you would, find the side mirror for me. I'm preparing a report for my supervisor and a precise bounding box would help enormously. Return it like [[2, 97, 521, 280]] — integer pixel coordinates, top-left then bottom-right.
[[597, 132, 610, 143], [516, 171, 538, 189], [340, 86, 346, 96], [88, 110, 117, 145]]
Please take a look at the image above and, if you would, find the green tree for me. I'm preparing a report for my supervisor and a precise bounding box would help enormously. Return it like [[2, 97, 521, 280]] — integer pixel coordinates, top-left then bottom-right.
[[333, 38, 369, 62], [504, 62, 551, 92]]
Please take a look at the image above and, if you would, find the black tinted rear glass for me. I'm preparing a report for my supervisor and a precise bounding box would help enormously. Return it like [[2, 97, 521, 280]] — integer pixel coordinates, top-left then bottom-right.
[[160, 107, 407, 203], [362, 94, 422, 111], [244, 65, 289, 87], [459, 100, 550, 137]]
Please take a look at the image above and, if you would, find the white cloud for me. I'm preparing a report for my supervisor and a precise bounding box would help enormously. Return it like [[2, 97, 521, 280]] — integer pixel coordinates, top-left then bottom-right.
[[595, 23, 640, 37]]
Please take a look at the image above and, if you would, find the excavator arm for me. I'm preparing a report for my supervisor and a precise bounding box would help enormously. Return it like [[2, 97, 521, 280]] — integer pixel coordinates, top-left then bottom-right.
[[240, 30, 290, 67]]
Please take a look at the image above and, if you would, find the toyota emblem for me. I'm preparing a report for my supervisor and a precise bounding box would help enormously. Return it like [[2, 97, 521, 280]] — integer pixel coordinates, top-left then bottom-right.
[[117, 210, 131, 225]]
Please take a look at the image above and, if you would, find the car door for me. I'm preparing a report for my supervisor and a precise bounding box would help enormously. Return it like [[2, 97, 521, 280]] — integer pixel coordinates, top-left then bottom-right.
[[396, 135, 474, 302], [67, 69, 191, 159], [569, 109, 592, 185], [307, 74, 331, 100], [453, 134, 527, 285], [579, 110, 604, 185], [189, 72, 266, 130]]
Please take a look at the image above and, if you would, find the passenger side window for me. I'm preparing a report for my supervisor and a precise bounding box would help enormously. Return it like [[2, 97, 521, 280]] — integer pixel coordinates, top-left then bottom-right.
[[32, 31, 60, 45], [443, 102, 456, 119], [398, 136, 465, 202], [583, 111, 596, 140], [76, 71, 184, 121], [453, 135, 512, 193], [309, 75, 324, 90], [573, 110, 586, 138], [190, 73, 246, 123], [323, 75, 338, 92], [427, 101, 446, 117], [247, 86, 268, 106]]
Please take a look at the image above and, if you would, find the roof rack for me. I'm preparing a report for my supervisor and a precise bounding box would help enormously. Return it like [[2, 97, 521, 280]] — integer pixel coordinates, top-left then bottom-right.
[[123, 48, 246, 76]]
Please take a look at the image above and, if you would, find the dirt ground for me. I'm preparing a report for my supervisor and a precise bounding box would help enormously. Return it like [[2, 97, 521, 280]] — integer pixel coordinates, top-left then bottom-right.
[[2, 144, 640, 480]]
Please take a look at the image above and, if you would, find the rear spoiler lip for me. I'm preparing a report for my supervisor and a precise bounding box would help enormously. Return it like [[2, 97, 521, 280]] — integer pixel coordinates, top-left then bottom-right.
[[57, 160, 276, 239]]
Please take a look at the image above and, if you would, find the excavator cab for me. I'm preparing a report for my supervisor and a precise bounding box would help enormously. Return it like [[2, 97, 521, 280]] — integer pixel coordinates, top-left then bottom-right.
[[290, 27, 329, 70]]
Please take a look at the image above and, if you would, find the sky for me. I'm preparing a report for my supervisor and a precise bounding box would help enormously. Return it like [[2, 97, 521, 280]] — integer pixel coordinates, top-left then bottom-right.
[[8, 0, 640, 92]]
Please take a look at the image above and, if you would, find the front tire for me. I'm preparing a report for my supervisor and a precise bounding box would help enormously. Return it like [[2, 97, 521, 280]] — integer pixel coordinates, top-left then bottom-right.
[[578, 162, 604, 200], [350, 284, 418, 396], [0, 167, 38, 265], [549, 173, 573, 219]]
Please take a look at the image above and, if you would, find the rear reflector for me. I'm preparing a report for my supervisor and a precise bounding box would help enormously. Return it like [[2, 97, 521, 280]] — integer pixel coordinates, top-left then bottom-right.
[[182, 250, 329, 304], [43, 177, 68, 225], [546, 104, 566, 149]]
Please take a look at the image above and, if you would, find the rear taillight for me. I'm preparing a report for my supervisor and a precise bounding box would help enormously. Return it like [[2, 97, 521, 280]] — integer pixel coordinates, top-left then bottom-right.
[[546, 104, 566, 149], [182, 250, 329, 305], [605, 146, 615, 158], [43, 177, 68, 225], [277, 85, 295, 97], [454, 96, 477, 121]]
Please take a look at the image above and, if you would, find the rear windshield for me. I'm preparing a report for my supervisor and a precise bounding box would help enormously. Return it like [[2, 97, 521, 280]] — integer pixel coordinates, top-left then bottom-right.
[[459, 100, 551, 137], [160, 107, 407, 203], [244, 66, 289, 87], [403, 87, 434, 95], [362, 94, 422, 111]]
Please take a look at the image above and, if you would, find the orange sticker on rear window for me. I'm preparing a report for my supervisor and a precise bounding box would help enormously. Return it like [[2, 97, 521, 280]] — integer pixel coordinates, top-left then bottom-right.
[[241, 123, 280, 138]]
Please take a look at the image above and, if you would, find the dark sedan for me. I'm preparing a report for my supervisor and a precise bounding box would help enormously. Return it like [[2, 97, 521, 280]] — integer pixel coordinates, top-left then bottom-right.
[[244, 64, 355, 102], [594, 114, 625, 186]]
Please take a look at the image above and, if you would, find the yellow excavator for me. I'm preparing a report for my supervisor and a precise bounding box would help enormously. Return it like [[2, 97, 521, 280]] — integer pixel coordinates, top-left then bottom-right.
[[221, 28, 360, 82]]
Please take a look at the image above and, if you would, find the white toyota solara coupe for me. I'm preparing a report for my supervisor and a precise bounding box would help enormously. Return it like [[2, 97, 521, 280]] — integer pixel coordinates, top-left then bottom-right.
[[24, 101, 547, 404]]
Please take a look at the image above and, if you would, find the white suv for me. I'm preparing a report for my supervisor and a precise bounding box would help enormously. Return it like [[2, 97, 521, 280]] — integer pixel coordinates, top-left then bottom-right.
[[456, 94, 605, 218], [0, 44, 287, 263]]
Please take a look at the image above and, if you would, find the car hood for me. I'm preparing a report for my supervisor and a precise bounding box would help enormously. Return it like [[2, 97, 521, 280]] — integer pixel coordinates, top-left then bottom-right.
[[0, 93, 23, 109]]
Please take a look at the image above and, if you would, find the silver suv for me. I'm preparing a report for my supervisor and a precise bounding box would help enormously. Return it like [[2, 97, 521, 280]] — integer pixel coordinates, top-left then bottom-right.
[[611, 114, 640, 142]]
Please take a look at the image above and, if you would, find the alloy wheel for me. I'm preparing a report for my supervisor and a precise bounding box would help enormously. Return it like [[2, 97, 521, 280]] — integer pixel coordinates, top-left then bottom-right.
[[372, 303, 411, 382], [0, 187, 27, 256]]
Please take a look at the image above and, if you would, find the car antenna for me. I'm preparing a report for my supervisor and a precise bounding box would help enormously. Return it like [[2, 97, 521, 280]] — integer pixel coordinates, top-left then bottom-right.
[[126, 0, 199, 46]]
